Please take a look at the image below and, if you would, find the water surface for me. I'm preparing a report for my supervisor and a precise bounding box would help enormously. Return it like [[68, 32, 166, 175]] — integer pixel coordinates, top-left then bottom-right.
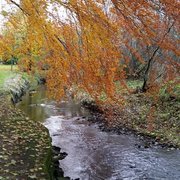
[[17, 87, 180, 180]]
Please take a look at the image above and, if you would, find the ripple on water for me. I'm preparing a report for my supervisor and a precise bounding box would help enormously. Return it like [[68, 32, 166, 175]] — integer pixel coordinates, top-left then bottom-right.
[[17, 87, 180, 180]]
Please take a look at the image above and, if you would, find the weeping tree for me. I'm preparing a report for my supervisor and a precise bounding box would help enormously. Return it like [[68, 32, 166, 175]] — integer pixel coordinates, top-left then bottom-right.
[[0, 0, 179, 103]]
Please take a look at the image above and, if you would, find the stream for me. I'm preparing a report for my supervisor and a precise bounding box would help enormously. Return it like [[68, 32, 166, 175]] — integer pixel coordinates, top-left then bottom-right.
[[17, 87, 180, 180]]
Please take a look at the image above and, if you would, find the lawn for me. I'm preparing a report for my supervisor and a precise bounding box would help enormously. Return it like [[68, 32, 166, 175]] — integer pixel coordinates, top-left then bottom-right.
[[0, 65, 18, 88]]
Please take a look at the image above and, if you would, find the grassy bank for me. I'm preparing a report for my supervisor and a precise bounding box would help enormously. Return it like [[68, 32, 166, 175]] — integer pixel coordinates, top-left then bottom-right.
[[101, 94, 179, 147], [84, 80, 180, 148], [0, 65, 52, 179], [0, 65, 44, 90], [0, 65, 18, 89]]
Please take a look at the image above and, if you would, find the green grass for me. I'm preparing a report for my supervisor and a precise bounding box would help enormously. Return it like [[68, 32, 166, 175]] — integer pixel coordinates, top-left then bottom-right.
[[0, 64, 44, 91], [159, 79, 180, 100], [114, 79, 143, 95], [126, 80, 143, 89], [0, 64, 18, 71], [0, 65, 18, 88]]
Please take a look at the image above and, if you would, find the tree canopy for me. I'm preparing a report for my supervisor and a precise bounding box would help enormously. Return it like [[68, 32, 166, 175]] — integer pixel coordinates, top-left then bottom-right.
[[0, 0, 179, 103]]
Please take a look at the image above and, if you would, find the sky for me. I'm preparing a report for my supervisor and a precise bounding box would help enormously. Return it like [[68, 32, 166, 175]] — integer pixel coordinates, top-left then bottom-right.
[[0, 0, 21, 30], [0, 0, 68, 30], [0, 0, 6, 29]]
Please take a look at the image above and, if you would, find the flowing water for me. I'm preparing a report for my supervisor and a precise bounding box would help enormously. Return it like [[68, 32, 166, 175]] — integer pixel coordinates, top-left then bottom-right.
[[17, 87, 180, 180]]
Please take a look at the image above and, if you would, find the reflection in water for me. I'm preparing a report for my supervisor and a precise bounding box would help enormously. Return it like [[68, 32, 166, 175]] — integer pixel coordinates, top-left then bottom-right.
[[17, 86, 89, 121], [17, 87, 48, 121], [18, 87, 180, 180]]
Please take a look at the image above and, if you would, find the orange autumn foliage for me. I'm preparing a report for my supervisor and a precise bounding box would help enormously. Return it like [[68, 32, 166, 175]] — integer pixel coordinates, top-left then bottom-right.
[[0, 0, 179, 103]]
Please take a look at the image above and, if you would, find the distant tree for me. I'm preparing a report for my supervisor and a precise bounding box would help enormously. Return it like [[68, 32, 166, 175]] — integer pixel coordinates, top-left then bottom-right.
[[1, 0, 179, 102]]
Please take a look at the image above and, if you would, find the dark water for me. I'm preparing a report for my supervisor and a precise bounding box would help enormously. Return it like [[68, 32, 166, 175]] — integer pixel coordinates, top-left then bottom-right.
[[17, 87, 180, 180]]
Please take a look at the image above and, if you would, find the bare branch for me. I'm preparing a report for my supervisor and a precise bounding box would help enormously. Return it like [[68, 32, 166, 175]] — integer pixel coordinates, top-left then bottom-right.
[[9, 0, 29, 16]]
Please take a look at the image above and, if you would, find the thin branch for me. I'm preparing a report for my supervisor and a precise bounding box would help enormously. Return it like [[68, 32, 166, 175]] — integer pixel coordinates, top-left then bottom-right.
[[142, 21, 175, 91], [55, 35, 70, 55], [9, 0, 29, 16]]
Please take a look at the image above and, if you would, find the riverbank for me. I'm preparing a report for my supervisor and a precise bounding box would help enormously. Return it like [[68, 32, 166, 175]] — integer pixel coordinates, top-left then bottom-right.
[[83, 92, 180, 148], [0, 71, 53, 179], [41, 97, 180, 179]]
